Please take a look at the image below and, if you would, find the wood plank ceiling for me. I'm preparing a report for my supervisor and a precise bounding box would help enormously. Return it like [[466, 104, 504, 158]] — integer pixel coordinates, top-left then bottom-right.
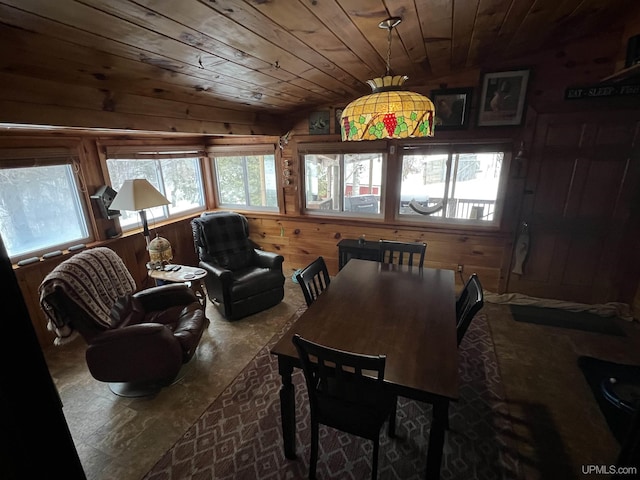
[[0, 0, 638, 122]]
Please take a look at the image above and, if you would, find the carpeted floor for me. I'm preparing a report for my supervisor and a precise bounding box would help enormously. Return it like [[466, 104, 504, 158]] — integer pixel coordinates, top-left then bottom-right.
[[143, 309, 521, 480]]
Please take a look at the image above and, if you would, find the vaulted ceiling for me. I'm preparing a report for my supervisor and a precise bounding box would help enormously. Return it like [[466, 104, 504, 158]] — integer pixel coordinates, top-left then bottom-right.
[[0, 0, 638, 134]]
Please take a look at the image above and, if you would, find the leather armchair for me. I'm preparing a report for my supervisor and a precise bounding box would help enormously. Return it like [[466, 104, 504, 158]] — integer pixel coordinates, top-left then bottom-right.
[[191, 211, 285, 320], [39, 247, 207, 397]]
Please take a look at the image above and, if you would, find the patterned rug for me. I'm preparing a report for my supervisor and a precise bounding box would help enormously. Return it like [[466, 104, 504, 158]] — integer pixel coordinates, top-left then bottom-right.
[[144, 310, 521, 480]]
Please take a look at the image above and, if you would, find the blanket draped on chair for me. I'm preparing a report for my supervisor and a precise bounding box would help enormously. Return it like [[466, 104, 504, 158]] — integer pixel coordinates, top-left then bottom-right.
[[39, 247, 136, 345]]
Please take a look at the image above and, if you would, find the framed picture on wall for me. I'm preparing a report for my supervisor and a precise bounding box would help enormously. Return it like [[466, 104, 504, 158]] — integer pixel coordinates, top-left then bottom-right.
[[477, 69, 530, 126], [309, 111, 330, 135], [430, 88, 473, 130]]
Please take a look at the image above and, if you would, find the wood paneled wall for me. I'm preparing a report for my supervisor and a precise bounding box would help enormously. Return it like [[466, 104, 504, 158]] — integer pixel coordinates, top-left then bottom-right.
[[10, 107, 640, 350], [245, 214, 512, 284], [6, 28, 640, 350], [507, 110, 640, 304], [19, 206, 513, 348]]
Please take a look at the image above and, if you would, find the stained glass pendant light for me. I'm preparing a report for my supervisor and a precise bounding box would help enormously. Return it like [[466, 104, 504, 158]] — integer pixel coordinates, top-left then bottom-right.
[[341, 17, 435, 141]]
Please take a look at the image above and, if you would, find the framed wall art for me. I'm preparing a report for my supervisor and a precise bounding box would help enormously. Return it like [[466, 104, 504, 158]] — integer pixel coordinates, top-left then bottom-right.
[[477, 69, 530, 127], [430, 88, 473, 130], [309, 111, 330, 135]]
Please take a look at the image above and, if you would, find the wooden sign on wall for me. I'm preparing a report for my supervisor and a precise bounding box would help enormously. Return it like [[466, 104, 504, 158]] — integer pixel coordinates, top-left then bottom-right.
[[565, 84, 640, 99]]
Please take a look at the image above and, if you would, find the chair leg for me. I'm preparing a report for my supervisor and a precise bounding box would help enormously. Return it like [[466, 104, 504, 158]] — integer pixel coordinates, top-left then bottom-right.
[[309, 421, 319, 480], [388, 396, 397, 438], [371, 438, 379, 480]]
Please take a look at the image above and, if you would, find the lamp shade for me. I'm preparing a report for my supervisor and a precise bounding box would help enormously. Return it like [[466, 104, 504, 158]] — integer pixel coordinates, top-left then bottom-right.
[[341, 76, 435, 141], [109, 179, 170, 212]]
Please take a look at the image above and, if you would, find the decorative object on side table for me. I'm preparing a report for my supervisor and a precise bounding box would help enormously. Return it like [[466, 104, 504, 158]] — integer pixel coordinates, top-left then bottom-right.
[[477, 69, 530, 127], [148, 235, 173, 270]]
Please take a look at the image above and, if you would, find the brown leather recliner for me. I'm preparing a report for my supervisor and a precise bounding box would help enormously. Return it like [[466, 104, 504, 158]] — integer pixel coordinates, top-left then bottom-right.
[[191, 211, 285, 320], [39, 247, 207, 397]]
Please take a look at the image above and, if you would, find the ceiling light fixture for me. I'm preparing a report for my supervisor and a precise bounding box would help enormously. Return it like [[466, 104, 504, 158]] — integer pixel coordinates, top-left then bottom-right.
[[340, 17, 435, 141]]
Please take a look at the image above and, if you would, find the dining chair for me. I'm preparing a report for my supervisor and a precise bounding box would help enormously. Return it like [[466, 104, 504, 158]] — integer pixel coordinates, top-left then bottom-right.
[[292, 334, 396, 480], [379, 239, 426, 268], [455, 273, 484, 346], [295, 256, 331, 307]]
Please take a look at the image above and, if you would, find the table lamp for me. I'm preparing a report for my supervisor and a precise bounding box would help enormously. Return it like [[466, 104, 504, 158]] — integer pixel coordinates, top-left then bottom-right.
[[148, 234, 173, 270], [109, 179, 170, 247]]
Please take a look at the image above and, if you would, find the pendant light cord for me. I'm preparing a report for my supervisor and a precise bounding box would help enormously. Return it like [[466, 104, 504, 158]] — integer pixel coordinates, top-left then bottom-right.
[[380, 17, 401, 76], [385, 25, 392, 76]]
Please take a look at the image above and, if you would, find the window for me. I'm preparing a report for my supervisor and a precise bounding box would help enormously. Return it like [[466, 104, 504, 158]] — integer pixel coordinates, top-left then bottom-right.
[[209, 146, 279, 211], [300, 143, 386, 217], [398, 144, 508, 225], [298, 141, 508, 226], [105, 147, 206, 230], [0, 151, 91, 260]]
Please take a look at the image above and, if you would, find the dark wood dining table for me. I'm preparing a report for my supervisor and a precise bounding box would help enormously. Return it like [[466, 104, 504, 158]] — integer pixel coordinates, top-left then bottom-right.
[[270, 258, 458, 479]]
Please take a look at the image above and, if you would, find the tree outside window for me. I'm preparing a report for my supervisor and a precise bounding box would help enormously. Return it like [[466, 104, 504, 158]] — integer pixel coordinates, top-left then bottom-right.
[[106, 154, 205, 230], [212, 152, 278, 210], [0, 162, 90, 259]]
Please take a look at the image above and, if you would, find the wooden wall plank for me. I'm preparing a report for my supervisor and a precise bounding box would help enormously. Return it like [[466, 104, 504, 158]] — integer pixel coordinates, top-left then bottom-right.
[[482, 0, 534, 64], [2, 0, 310, 109], [466, 0, 512, 67], [416, 0, 454, 76], [77, 0, 339, 103], [507, 109, 640, 303], [0, 29, 301, 113], [299, 0, 385, 77], [248, 0, 378, 84], [184, 0, 361, 96], [451, 0, 479, 69]]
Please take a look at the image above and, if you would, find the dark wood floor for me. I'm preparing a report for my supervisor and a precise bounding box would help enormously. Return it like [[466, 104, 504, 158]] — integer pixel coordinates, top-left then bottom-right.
[[41, 276, 640, 480]]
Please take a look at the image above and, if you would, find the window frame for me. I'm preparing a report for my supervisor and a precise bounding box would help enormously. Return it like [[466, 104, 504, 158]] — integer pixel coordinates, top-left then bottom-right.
[[298, 141, 388, 220], [297, 140, 511, 229], [208, 144, 283, 214], [0, 148, 94, 261], [395, 141, 511, 228], [104, 145, 207, 232]]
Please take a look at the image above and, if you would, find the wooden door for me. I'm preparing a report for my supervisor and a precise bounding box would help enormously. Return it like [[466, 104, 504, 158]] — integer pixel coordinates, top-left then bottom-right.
[[508, 109, 640, 304]]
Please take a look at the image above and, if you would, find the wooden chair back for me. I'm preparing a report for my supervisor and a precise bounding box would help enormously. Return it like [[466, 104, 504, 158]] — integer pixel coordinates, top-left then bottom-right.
[[295, 256, 331, 307], [455, 273, 484, 345], [379, 240, 426, 267], [292, 334, 395, 480]]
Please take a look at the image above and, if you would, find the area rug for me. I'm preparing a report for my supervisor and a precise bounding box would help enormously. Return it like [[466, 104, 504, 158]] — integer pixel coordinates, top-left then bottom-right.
[[578, 356, 640, 443], [510, 305, 625, 336], [144, 311, 521, 480]]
